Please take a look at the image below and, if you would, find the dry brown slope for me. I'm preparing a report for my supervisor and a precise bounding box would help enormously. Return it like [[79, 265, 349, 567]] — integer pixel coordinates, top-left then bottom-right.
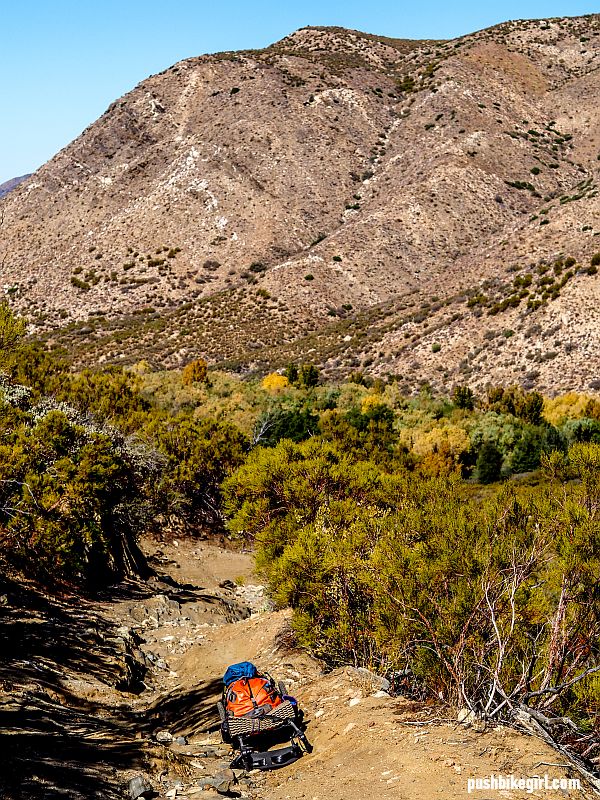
[[1, 16, 600, 390]]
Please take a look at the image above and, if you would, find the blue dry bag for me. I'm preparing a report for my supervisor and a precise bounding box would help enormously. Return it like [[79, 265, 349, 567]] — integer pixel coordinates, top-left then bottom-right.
[[223, 661, 257, 687]]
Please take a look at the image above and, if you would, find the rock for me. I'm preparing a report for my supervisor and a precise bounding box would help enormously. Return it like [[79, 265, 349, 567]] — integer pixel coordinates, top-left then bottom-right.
[[348, 697, 361, 707], [371, 690, 390, 698], [457, 707, 477, 726], [128, 774, 154, 799], [192, 746, 219, 757], [195, 778, 217, 789], [155, 729, 173, 743], [211, 768, 236, 794], [174, 735, 188, 745], [355, 666, 391, 693]]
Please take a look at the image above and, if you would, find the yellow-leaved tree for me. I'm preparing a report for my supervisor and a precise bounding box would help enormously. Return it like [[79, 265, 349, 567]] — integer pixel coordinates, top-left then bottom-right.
[[182, 358, 208, 386], [261, 372, 289, 395]]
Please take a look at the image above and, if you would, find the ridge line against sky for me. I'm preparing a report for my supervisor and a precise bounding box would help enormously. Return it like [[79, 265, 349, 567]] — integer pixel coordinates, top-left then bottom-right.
[[0, 0, 599, 184]]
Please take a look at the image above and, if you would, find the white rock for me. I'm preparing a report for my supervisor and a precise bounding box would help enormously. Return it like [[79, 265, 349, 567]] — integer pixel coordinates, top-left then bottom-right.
[[457, 707, 477, 725], [348, 697, 361, 707]]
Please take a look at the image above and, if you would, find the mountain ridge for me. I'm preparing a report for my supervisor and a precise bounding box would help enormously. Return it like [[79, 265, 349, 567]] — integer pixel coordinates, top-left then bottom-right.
[[0, 174, 32, 199]]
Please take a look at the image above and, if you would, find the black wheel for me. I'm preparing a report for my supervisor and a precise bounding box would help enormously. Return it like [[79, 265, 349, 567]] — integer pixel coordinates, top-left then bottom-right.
[[217, 700, 226, 722], [300, 734, 313, 754], [278, 680, 287, 696], [220, 722, 232, 745]]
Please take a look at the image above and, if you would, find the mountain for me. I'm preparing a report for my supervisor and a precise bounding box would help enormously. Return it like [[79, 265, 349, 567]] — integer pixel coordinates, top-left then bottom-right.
[[1, 17, 600, 393], [0, 174, 31, 199]]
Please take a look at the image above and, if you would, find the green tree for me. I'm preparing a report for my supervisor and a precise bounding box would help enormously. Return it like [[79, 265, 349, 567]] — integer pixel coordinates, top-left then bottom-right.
[[452, 385, 475, 411], [0, 301, 26, 370], [474, 440, 503, 483], [252, 406, 319, 448], [298, 364, 320, 388], [283, 363, 299, 384]]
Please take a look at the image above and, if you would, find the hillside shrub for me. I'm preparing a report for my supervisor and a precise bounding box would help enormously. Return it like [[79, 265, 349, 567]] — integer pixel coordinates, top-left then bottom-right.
[[261, 373, 290, 394], [223, 441, 600, 723], [182, 358, 208, 386], [0, 401, 151, 586]]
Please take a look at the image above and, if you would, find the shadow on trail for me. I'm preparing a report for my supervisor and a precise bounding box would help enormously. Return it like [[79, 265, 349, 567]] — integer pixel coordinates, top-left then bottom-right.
[[95, 571, 231, 609], [0, 696, 147, 800], [0, 571, 227, 799], [142, 678, 224, 737], [0, 574, 139, 698]]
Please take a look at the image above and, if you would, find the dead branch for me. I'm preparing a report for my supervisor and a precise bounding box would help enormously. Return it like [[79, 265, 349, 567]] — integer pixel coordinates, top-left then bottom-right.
[[513, 705, 600, 795]]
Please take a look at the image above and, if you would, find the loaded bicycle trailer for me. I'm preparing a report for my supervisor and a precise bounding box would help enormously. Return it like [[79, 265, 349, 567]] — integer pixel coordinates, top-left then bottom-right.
[[217, 661, 313, 771]]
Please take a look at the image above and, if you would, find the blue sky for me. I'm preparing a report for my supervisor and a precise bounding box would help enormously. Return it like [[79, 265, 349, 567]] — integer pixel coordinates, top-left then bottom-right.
[[0, 0, 597, 184]]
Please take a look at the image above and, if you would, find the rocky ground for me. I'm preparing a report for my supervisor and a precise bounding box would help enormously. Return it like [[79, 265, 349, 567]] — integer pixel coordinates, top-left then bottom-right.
[[0, 537, 596, 799]]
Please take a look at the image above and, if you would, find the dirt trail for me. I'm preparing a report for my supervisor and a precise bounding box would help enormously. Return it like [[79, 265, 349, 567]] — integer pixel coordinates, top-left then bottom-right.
[[1, 537, 595, 799]]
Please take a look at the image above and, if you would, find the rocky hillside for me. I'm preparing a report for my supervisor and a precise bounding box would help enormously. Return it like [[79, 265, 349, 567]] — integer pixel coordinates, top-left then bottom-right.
[[1, 17, 600, 392]]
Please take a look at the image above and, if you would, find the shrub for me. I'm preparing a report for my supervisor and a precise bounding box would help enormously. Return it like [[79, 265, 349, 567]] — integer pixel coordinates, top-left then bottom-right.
[[261, 373, 290, 395], [71, 276, 90, 290], [0, 403, 151, 586], [452, 385, 475, 410], [223, 439, 600, 722], [143, 413, 247, 530], [182, 358, 208, 386], [0, 302, 26, 370], [298, 364, 320, 388]]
